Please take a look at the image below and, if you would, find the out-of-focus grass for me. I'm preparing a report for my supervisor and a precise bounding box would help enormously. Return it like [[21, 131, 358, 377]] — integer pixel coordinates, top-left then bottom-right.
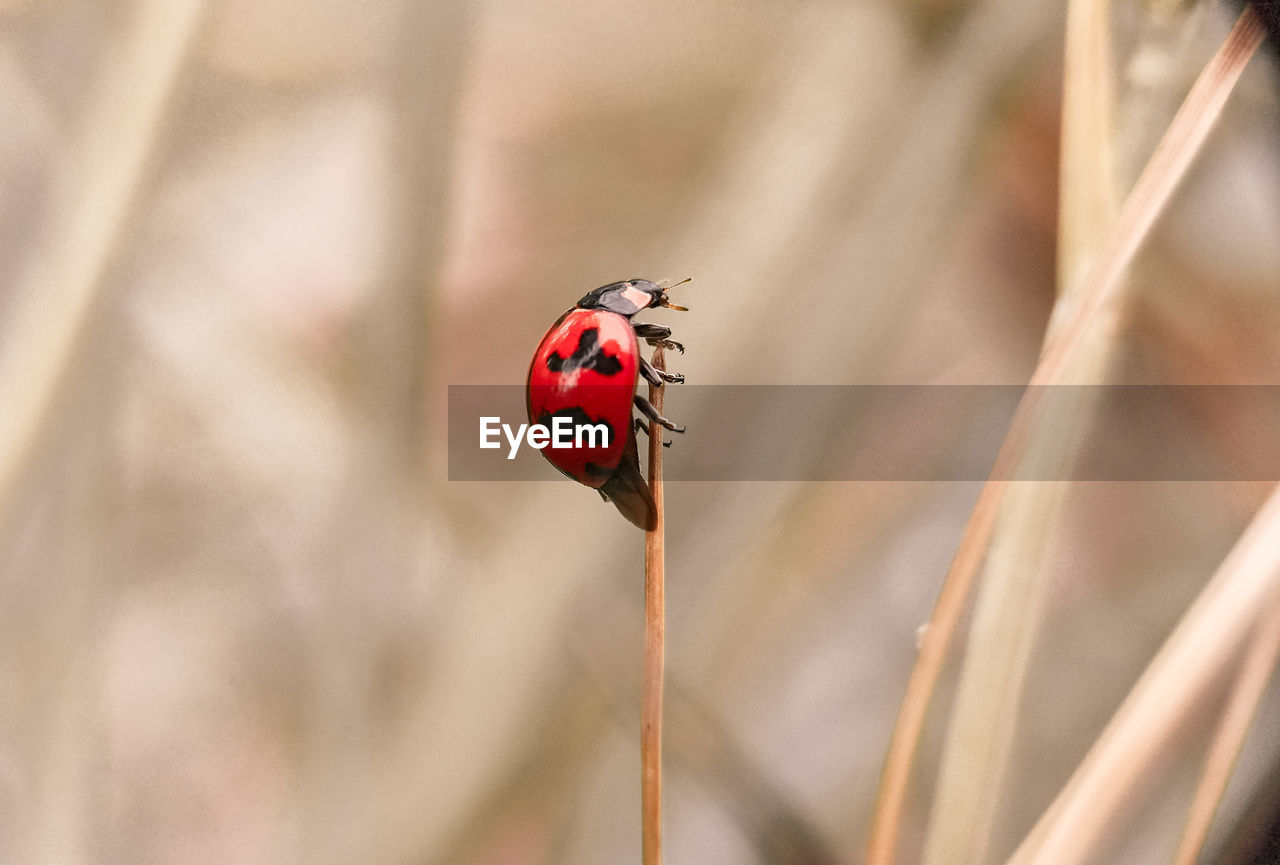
[[0, 2, 1278, 865]]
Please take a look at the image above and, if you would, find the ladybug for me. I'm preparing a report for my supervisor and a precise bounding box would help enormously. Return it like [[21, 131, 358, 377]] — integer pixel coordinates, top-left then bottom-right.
[[526, 278, 689, 530]]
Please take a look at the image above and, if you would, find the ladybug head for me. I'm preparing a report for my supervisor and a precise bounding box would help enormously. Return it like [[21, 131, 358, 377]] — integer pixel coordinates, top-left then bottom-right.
[[576, 278, 690, 318]]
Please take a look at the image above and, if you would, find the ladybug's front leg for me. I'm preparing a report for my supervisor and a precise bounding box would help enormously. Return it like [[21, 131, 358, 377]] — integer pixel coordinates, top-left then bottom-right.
[[633, 323, 684, 355], [634, 395, 685, 434], [639, 356, 684, 387]]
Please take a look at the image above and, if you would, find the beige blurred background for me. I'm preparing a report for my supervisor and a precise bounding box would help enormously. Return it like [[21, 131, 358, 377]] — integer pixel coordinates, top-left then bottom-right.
[[1, 1, 1279, 864]]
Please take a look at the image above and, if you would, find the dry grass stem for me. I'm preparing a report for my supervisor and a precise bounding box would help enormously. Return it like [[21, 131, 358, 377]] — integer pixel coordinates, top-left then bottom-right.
[[920, 0, 1120, 859], [866, 8, 1264, 864], [1169, 589, 1280, 865], [0, 2, 206, 532], [1007, 483, 1280, 865], [643, 346, 668, 865], [920, 460, 1082, 865], [866, 477, 1006, 865], [1056, 0, 1118, 296]]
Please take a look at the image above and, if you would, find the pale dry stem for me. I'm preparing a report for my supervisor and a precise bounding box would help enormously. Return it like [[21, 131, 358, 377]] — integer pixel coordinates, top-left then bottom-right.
[[0, 2, 206, 533], [865, 8, 1265, 864], [1056, 0, 1118, 296], [1008, 482, 1280, 865], [919, 0, 1120, 859], [1169, 585, 1280, 865]]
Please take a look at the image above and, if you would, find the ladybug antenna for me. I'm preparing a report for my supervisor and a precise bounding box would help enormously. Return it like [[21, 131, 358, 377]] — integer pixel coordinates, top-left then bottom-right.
[[658, 277, 691, 311]]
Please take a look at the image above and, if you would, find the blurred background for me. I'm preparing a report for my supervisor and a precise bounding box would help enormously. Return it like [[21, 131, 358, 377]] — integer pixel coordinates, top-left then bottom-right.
[[2, 1, 1279, 864]]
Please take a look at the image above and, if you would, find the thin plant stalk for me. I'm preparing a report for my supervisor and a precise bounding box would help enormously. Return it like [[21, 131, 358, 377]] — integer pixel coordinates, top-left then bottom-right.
[[1169, 592, 1280, 865], [865, 8, 1265, 864], [1007, 483, 1280, 865], [919, 0, 1119, 858], [2, 7, 205, 864], [643, 346, 668, 865], [0, 2, 206, 534], [1056, 0, 1117, 297]]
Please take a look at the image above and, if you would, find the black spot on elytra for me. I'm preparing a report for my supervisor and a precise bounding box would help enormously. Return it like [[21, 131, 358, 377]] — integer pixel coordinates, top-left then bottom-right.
[[546, 328, 623, 376]]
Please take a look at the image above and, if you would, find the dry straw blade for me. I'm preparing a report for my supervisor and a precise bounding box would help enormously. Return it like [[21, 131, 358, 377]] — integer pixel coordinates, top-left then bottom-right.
[[866, 7, 1267, 865], [0, 2, 207, 532], [0, 6, 207, 861], [1170, 599, 1280, 865], [1056, 0, 1119, 298], [1007, 483, 1280, 865], [920, 1, 1121, 862]]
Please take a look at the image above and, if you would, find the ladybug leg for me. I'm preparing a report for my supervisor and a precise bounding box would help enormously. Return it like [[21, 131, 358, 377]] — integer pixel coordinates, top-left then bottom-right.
[[632, 323, 669, 339], [633, 323, 684, 355], [639, 356, 685, 387], [633, 418, 673, 447], [634, 395, 685, 434]]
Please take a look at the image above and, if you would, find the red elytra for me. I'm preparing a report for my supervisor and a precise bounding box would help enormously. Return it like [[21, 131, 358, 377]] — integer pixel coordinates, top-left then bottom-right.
[[527, 309, 638, 485], [526, 279, 688, 530]]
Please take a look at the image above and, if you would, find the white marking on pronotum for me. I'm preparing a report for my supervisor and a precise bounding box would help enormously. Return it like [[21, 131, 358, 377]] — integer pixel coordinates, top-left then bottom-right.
[[622, 285, 652, 311]]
